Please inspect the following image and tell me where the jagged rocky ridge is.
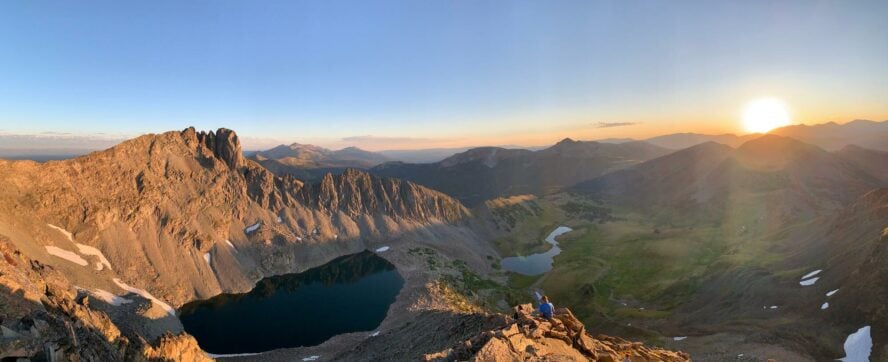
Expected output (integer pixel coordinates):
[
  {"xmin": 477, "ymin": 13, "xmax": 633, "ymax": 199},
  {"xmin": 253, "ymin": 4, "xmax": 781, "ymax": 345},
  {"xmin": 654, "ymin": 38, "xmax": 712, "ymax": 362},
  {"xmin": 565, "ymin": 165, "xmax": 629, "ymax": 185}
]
[
  {"xmin": 0, "ymin": 127, "xmax": 469, "ymax": 303},
  {"xmin": 426, "ymin": 304, "xmax": 689, "ymax": 361},
  {"xmin": 296, "ymin": 169, "xmax": 468, "ymax": 222},
  {"xmin": 0, "ymin": 127, "xmax": 474, "ymax": 360}
]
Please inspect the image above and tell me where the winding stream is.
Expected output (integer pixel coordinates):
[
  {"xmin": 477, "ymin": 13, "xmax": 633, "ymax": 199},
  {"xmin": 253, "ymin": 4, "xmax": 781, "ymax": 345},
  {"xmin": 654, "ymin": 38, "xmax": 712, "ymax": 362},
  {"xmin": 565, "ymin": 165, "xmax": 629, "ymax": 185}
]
[{"xmin": 500, "ymin": 226, "xmax": 573, "ymax": 276}]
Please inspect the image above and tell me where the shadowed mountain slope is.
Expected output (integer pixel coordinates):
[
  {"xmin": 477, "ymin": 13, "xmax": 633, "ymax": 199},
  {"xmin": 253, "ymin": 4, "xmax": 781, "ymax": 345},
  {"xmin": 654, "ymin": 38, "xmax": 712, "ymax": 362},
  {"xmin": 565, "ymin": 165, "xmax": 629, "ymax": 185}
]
[
  {"xmin": 770, "ymin": 119, "xmax": 888, "ymax": 151},
  {"xmin": 668, "ymin": 188, "xmax": 888, "ymax": 360},
  {"xmin": 835, "ymin": 144, "xmax": 888, "ymax": 183},
  {"xmin": 577, "ymin": 135, "xmax": 886, "ymax": 228},
  {"xmin": 644, "ymin": 133, "xmax": 759, "ymax": 149},
  {"xmin": 641, "ymin": 120, "xmax": 888, "ymax": 152}
]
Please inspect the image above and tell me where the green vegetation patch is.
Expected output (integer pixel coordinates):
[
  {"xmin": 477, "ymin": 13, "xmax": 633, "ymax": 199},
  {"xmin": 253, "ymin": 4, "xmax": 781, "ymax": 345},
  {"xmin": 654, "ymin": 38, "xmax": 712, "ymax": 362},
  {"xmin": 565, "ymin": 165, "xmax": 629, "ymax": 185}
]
[
  {"xmin": 562, "ymin": 200, "xmax": 616, "ymax": 223},
  {"xmin": 539, "ymin": 215, "xmax": 727, "ymax": 324}
]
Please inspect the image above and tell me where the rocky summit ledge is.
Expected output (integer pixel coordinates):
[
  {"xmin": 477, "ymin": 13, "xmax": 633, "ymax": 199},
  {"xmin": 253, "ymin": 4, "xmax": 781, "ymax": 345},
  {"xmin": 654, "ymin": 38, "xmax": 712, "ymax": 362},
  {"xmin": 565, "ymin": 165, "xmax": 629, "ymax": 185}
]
[{"xmin": 425, "ymin": 304, "xmax": 690, "ymax": 361}]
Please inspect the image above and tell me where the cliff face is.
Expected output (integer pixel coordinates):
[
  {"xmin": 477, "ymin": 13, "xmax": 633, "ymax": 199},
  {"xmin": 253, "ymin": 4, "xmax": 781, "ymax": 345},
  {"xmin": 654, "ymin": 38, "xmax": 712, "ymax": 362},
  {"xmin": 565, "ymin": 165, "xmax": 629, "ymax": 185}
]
[
  {"xmin": 427, "ymin": 304, "xmax": 689, "ymax": 362},
  {"xmin": 194, "ymin": 128, "xmax": 243, "ymax": 170}
]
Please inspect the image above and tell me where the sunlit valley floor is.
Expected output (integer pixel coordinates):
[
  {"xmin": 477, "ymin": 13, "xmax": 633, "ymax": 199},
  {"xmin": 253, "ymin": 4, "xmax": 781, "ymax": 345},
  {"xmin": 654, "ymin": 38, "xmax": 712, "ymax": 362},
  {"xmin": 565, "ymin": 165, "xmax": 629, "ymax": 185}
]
[{"xmin": 464, "ymin": 190, "xmax": 887, "ymax": 360}]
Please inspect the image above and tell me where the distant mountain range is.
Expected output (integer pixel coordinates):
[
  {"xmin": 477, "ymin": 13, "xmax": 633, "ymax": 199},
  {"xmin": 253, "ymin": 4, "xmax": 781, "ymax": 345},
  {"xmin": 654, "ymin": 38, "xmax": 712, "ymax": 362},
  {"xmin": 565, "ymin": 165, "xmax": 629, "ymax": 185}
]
[
  {"xmin": 612, "ymin": 119, "xmax": 888, "ymax": 151},
  {"xmin": 770, "ymin": 119, "xmax": 888, "ymax": 151},
  {"xmin": 249, "ymin": 120, "xmax": 887, "ymax": 206},
  {"xmin": 252, "ymin": 143, "xmax": 392, "ymax": 168},
  {"xmin": 576, "ymin": 135, "xmax": 888, "ymax": 229},
  {"xmin": 642, "ymin": 133, "xmax": 760, "ymax": 149},
  {"xmin": 378, "ymin": 144, "xmax": 544, "ymax": 163},
  {"xmin": 369, "ymin": 138, "xmax": 672, "ymax": 206},
  {"xmin": 248, "ymin": 143, "xmax": 393, "ymax": 180}
]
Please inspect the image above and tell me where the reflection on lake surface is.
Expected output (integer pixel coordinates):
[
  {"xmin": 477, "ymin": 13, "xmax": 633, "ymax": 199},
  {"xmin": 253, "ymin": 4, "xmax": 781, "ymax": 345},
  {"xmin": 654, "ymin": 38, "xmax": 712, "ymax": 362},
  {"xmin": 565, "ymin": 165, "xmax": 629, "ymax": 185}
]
[
  {"xmin": 179, "ymin": 251, "xmax": 404, "ymax": 355},
  {"xmin": 500, "ymin": 226, "xmax": 573, "ymax": 276}
]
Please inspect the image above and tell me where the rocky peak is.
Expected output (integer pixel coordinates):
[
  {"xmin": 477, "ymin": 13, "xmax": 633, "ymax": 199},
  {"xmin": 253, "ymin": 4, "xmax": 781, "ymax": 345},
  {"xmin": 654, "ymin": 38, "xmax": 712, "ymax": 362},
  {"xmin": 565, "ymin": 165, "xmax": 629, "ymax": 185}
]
[
  {"xmin": 545, "ymin": 138, "xmax": 598, "ymax": 154},
  {"xmin": 184, "ymin": 127, "xmax": 244, "ymax": 169},
  {"xmin": 556, "ymin": 137, "xmax": 577, "ymax": 145},
  {"xmin": 427, "ymin": 304, "xmax": 689, "ymax": 361}
]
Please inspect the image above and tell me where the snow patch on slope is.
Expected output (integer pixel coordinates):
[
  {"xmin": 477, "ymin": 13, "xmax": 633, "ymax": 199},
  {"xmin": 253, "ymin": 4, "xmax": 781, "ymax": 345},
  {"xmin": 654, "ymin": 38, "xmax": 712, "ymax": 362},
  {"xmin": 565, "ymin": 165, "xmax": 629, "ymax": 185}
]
[
  {"xmin": 245, "ymin": 222, "xmax": 261, "ymax": 234},
  {"xmin": 112, "ymin": 278, "xmax": 176, "ymax": 316},
  {"xmin": 799, "ymin": 277, "xmax": 819, "ymax": 286},
  {"xmin": 801, "ymin": 269, "xmax": 822, "ymax": 280},
  {"xmin": 207, "ymin": 352, "xmax": 260, "ymax": 358},
  {"xmin": 75, "ymin": 243, "xmax": 113, "ymax": 271},
  {"xmin": 88, "ymin": 288, "xmax": 133, "ymax": 306},
  {"xmin": 46, "ymin": 224, "xmax": 73, "ymax": 241},
  {"xmin": 45, "ymin": 246, "xmax": 88, "ymax": 266},
  {"xmin": 840, "ymin": 326, "xmax": 872, "ymax": 362},
  {"xmin": 224, "ymin": 240, "xmax": 238, "ymax": 253}
]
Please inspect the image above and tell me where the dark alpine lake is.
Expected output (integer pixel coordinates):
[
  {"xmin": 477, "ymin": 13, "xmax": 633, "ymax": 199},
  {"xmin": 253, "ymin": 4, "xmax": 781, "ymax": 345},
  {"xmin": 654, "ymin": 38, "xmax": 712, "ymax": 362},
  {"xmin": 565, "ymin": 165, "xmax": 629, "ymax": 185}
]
[{"xmin": 179, "ymin": 251, "xmax": 404, "ymax": 355}]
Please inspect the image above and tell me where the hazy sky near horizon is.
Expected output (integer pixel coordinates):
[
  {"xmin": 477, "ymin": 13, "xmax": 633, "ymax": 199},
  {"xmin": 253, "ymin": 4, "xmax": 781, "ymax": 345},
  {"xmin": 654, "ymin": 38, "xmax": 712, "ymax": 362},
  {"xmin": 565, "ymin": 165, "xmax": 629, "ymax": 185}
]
[{"xmin": 1, "ymin": 0, "xmax": 887, "ymax": 150}]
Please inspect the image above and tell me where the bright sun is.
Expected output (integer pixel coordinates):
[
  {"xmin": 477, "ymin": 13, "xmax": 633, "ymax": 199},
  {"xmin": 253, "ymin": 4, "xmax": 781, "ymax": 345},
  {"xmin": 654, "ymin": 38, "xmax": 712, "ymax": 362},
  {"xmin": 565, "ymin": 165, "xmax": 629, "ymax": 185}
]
[{"xmin": 742, "ymin": 98, "xmax": 791, "ymax": 133}]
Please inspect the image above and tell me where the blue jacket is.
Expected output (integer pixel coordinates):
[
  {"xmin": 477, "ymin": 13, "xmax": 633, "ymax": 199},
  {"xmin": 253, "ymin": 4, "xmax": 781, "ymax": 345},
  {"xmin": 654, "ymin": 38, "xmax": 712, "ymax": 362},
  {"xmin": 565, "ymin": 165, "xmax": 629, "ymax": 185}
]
[{"xmin": 539, "ymin": 302, "xmax": 554, "ymax": 319}]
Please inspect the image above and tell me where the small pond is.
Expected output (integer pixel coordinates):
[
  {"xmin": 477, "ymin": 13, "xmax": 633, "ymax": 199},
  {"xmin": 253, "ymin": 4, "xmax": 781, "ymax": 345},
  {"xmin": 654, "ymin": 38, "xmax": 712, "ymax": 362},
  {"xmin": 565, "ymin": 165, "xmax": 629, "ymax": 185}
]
[
  {"xmin": 179, "ymin": 251, "xmax": 404, "ymax": 355},
  {"xmin": 500, "ymin": 226, "xmax": 572, "ymax": 276}
]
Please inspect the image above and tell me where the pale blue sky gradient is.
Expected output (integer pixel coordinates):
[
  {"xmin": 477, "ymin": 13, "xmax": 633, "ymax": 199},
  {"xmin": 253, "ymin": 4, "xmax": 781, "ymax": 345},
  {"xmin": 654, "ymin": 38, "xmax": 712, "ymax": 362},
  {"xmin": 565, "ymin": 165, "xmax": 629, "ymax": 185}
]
[{"xmin": 1, "ymin": 1, "xmax": 886, "ymax": 149}]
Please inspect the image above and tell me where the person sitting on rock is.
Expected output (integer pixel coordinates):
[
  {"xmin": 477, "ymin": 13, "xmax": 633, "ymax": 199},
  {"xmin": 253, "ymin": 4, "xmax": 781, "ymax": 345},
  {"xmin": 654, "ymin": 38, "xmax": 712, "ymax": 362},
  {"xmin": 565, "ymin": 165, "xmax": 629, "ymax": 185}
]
[{"xmin": 538, "ymin": 295, "xmax": 554, "ymax": 319}]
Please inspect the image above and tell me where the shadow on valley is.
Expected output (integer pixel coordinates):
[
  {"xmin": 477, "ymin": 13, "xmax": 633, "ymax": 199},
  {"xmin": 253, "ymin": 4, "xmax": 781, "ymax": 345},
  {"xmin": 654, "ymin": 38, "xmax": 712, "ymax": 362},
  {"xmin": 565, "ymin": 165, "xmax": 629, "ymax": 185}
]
[{"xmin": 178, "ymin": 251, "xmax": 405, "ymax": 355}]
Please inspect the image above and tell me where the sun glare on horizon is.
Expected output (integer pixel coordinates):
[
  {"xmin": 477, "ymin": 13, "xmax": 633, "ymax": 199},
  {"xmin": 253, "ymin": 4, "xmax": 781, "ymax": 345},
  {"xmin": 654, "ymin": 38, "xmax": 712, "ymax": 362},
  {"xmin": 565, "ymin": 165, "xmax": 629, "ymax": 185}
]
[{"xmin": 742, "ymin": 98, "xmax": 792, "ymax": 133}]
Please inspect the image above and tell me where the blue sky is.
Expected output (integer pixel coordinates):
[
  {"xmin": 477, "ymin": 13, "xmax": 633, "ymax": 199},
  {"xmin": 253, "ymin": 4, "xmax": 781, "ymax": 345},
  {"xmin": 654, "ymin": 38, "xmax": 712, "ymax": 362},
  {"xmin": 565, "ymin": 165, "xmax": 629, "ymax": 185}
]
[{"xmin": 1, "ymin": 0, "xmax": 887, "ymax": 150}]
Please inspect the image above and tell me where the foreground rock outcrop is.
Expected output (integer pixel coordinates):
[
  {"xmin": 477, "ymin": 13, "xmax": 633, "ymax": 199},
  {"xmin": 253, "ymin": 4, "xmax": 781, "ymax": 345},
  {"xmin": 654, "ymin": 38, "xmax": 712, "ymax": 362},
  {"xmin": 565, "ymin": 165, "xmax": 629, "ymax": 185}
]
[
  {"xmin": 426, "ymin": 304, "xmax": 689, "ymax": 361},
  {"xmin": 0, "ymin": 236, "xmax": 209, "ymax": 361}
]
